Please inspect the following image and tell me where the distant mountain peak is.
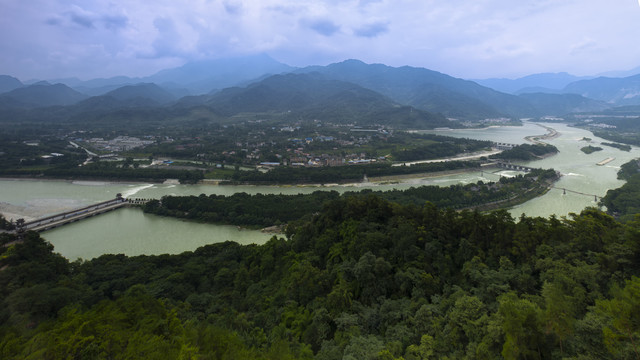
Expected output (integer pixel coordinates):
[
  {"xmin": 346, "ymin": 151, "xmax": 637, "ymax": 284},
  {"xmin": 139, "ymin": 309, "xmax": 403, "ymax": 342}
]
[
  {"xmin": 297, "ymin": 59, "xmax": 534, "ymax": 119},
  {"xmin": 0, "ymin": 75, "xmax": 23, "ymax": 93},
  {"xmin": 143, "ymin": 54, "xmax": 295, "ymax": 94},
  {"xmin": 0, "ymin": 82, "xmax": 87, "ymax": 107},
  {"xmin": 202, "ymin": 71, "xmax": 454, "ymax": 129},
  {"xmin": 102, "ymin": 82, "xmax": 175, "ymax": 104},
  {"xmin": 561, "ymin": 73, "xmax": 640, "ymax": 105},
  {"xmin": 597, "ymin": 65, "xmax": 640, "ymax": 78},
  {"xmin": 474, "ymin": 72, "xmax": 591, "ymax": 94}
]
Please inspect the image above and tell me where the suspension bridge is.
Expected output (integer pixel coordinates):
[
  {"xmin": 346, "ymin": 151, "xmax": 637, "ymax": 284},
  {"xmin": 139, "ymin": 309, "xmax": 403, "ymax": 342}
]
[
  {"xmin": 551, "ymin": 186, "xmax": 602, "ymax": 201},
  {"xmin": 480, "ymin": 169, "xmax": 602, "ymax": 202}
]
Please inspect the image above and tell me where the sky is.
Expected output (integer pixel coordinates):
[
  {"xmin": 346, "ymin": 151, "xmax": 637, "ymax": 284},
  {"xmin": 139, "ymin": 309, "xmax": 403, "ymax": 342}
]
[{"xmin": 2, "ymin": 0, "xmax": 640, "ymax": 81}]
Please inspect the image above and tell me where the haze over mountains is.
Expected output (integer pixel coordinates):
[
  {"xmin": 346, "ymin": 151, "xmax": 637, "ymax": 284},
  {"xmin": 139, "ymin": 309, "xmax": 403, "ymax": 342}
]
[{"xmin": 1, "ymin": 54, "xmax": 640, "ymax": 125}]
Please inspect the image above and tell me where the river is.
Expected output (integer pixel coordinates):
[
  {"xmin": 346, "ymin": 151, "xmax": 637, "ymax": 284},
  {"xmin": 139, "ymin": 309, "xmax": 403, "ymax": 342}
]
[
  {"xmin": 1, "ymin": 121, "xmax": 638, "ymax": 259},
  {"xmin": 420, "ymin": 122, "xmax": 640, "ymax": 218},
  {"xmin": 0, "ymin": 173, "xmax": 504, "ymax": 260}
]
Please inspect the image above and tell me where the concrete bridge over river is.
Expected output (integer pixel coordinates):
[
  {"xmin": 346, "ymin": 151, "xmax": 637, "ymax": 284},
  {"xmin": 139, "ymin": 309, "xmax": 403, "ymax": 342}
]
[
  {"xmin": 485, "ymin": 161, "xmax": 537, "ymax": 173},
  {"xmin": 11, "ymin": 195, "xmax": 151, "ymax": 233}
]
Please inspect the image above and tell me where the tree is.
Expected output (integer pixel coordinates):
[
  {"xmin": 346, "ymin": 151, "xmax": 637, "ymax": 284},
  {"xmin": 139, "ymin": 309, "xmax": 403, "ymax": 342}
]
[
  {"xmin": 597, "ymin": 276, "xmax": 640, "ymax": 359},
  {"xmin": 498, "ymin": 292, "xmax": 545, "ymax": 360},
  {"xmin": 541, "ymin": 279, "xmax": 578, "ymax": 355},
  {"xmin": 404, "ymin": 334, "xmax": 435, "ymax": 360},
  {"xmin": 342, "ymin": 335, "xmax": 384, "ymax": 360}
]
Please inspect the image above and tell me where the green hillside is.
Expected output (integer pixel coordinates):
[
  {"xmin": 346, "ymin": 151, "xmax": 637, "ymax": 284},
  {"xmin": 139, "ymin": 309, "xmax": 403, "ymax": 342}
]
[
  {"xmin": 299, "ymin": 60, "xmax": 536, "ymax": 119},
  {"xmin": 2, "ymin": 194, "xmax": 640, "ymax": 359},
  {"xmin": 205, "ymin": 73, "xmax": 456, "ymax": 129}
]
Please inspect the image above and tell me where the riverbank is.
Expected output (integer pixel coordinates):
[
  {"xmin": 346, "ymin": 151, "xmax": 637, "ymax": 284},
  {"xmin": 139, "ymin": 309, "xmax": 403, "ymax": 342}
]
[
  {"xmin": 366, "ymin": 167, "xmax": 485, "ymax": 183},
  {"xmin": 466, "ymin": 176, "xmax": 558, "ymax": 212},
  {"xmin": 2, "ymin": 160, "xmax": 482, "ymax": 188},
  {"xmin": 0, "ymin": 203, "xmax": 36, "ymax": 222},
  {"xmin": 0, "ymin": 176, "xmax": 157, "ymax": 186},
  {"xmin": 0, "ymin": 193, "xmax": 99, "ymax": 223},
  {"xmin": 0, "ymin": 165, "xmax": 203, "ymax": 184},
  {"xmin": 391, "ymin": 148, "xmax": 503, "ymax": 167},
  {"xmin": 1, "ymin": 146, "xmax": 504, "ymax": 189},
  {"xmin": 409, "ymin": 124, "xmax": 509, "ymax": 133}
]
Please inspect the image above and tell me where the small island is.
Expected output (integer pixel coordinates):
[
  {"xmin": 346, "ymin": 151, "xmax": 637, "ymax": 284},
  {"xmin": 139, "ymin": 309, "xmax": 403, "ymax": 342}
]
[
  {"xmin": 490, "ymin": 143, "xmax": 558, "ymax": 161},
  {"xmin": 581, "ymin": 145, "xmax": 603, "ymax": 154},
  {"xmin": 601, "ymin": 142, "xmax": 632, "ymax": 152}
]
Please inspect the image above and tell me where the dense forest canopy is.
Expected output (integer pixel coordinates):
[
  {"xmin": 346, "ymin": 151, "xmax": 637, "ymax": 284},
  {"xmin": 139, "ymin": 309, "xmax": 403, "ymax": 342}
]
[
  {"xmin": 2, "ymin": 193, "xmax": 640, "ymax": 359},
  {"xmin": 580, "ymin": 145, "xmax": 603, "ymax": 154},
  {"xmin": 601, "ymin": 159, "xmax": 640, "ymax": 222}
]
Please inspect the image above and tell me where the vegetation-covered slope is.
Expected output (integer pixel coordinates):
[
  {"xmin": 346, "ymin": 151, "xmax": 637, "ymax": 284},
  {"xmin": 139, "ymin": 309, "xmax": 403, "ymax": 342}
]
[
  {"xmin": 601, "ymin": 159, "xmax": 640, "ymax": 221},
  {"xmin": 2, "ymin": 194, "xmax": 640, "ymax": 359},
  {"xmin": 144, "ymin": 168, "xmax": 559, "ymax": 227},
  {"xmin": 0, "ymin": 83, "xmax": 87, "ymax": 108},
  {"xmin": 491, "ymin": 143, "xmax": 559, "ymax": 161},
  {"xmin": 518, "ymin": 93, "xmax": 609, "ymax": 116},
  {"xmin": 298, "ymin": 59, "xmax": 537, "ymax": 119},
  {"xmin": 204, "ymin": 72, "xmax": 456, "ymax": 129}
]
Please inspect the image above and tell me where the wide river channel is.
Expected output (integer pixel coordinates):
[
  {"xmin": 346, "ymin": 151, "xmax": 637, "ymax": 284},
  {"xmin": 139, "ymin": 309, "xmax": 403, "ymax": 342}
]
[{"xmin": 1, "ymin": 122, "xmax": 638, "ymax": 260}]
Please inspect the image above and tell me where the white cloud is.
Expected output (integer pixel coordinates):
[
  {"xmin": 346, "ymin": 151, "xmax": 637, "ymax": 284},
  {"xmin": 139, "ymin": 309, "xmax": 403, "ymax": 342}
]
[
  {"xmin": 303, "ymin": 18, "xmax": 342, "ymax": 36},
  {"xmin": 223, "ymin": 0, "xmax": 244, "ymax": 15},
  {"xmin": 1, "ymin": 0, "xmax": 640, "ymax": 80},
  {"xmin": 353, "ymin": 21, "xmax": 389, "ymax": 38}
]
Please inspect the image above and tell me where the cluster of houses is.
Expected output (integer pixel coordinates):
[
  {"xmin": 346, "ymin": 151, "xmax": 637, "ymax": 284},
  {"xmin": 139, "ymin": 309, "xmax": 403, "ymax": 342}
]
[
  {"xmin": 259, "ymin": 151, "xmax": 384, "ymax": 168},
  {"xmin": 83, "ymin": 136, "xmax": 155, "ymax": 152}
]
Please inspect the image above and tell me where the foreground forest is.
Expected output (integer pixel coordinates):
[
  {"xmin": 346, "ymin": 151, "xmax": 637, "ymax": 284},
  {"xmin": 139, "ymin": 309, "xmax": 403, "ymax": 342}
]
[{"xmin": 2, "ymin": 194, "xmax": 640, "ymax": 359}]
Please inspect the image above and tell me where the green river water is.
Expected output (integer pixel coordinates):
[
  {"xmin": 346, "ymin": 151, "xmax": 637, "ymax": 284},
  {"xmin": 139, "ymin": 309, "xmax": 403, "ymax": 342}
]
[{"xmin": 1, "ymin": 122, "xmax": 637, "ymax": 259}]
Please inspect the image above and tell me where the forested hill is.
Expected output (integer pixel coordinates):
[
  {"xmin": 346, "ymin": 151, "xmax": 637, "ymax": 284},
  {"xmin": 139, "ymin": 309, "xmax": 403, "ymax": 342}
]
[
  {"xmin": 2, "ymin": 195, "xmax": 640, "ymax": 359},
  {"xmin": 202, "ymin": 72, "xmax": 456, "ymax": 129},
  {"xmin": 601, "ymin": 159, "xmax": 640, "ymax": 222}
]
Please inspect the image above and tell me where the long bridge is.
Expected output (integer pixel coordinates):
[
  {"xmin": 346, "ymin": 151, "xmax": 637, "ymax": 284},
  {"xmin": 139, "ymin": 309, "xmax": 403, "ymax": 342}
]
[{"xmin": 13, "ymin": 195, "xmax": 151, "ymax": 233}]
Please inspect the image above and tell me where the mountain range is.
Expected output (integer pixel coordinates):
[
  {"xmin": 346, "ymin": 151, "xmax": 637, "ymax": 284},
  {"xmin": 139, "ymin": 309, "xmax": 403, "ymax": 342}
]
[
  {"xmin": 474, "ymin": 73, "xmax": 592, "ymax": 94},
  {"xmin": 1, "ymin": 55, "xmax": 640, "ymax": 126},
  {"xmin": 197, "ymin": 72, "xmax": 454, "ymax": 128},
  {"xmin": 475, "ymin": 71, "xmax": 640, "ymax": 107}
]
